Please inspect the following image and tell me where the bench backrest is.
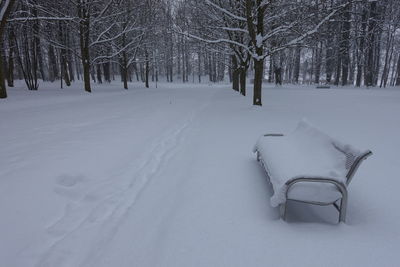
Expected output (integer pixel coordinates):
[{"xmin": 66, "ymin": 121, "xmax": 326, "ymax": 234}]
[{"xmin": 292, "ymin": 120, "xmax": 372, "ymax": 185}]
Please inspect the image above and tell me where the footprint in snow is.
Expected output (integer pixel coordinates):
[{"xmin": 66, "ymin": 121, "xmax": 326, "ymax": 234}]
[
  {"xmin": 54, "ymin": 174, "xmax": 86, "ymax": 200},
  {"xmin": 56, "ymin": 174, "xmax": 85, "ymax": 187}
]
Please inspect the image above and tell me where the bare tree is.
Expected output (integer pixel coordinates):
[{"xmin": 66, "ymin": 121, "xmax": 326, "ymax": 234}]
[{"xmin": 0, "ymin": 0, "xmax": 16, "ymax": 98}]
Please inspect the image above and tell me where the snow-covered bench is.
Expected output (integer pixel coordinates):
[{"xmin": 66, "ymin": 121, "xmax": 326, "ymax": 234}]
[{"xmin": 253, "ymin": 120, "xmax": 372, "ymax": 223}]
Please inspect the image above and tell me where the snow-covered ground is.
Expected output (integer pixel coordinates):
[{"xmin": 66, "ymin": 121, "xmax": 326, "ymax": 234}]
[{"xmin": 1, "ymin": 81, "xmax": 399, "ymax": 267}]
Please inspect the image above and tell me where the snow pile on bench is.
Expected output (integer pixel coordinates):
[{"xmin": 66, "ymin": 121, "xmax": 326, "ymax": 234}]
[{"xmin": 253, "ymin": 120, "xmax": 368, "ymax": 207}]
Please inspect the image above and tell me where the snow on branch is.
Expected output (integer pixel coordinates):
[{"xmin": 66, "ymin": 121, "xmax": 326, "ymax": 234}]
[
  {"xmin": 92, "ymin": 35, "xmax": 142, "ymax": 63},
  {"xmin": 7, "ymin": 16, "xmax": 76, "ymax": 22},
  {"xmin": 260, "ymin": 1, "xmax": 352, "ymax": 59},
  {"xmin": 205, "ymin": 0, "xmax": 247, "ymax": 22},
  {"xmin": 218, "ymin": 26, "xmax": 248, "ymax": 34},
  {"xmin": 178, "ymin": 29, "xmax": 252, "ymax": 55},
  {"xmin": 280, "ymin": 2, "xmax": 349, "ymax": 49}
]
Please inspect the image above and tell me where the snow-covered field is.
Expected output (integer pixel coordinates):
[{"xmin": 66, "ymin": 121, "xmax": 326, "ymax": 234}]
[{"xmin": 1, "ymin": 81, "xmax": 399, "ymax": 267}]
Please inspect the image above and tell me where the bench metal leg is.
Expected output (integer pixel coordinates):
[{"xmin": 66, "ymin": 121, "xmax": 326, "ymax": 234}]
[
  {"xmin": 338, "ymin": 198, "xmax": 347, "ymax": 223},
  {"xmin": 279, "ymin": 203, "xmax": 287, "ymax": 221}
]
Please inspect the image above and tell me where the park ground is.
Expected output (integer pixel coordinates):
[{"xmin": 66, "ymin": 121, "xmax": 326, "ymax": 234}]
[{"xmin": 1, "ymin": 81, "xmax": 399, "ymax": 266}]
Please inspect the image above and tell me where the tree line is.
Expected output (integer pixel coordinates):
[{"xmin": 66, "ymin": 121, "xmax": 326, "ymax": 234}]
[{"xmin": 1, "ymin": 0, "xmax": 400, "ymax": 105}]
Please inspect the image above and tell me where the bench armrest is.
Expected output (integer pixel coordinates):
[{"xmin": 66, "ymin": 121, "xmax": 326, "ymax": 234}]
[
  {"xmin": 285, "ymin": 177, "xmax": 349, "ymax": 222},
  {"xmin": 285, "ymin": 177, "xmax": 348, "ymax": 205}
]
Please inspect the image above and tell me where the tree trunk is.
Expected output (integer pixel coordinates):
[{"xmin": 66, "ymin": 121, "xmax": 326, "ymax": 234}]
[
  {"xmin": 2, "ymin": 42, "xmax": 8, "ymax": 87},
  {"xmin": 325, "ymin": 36, "xmax": 334, "ymax": 83},
  {"xmin": 293, "ymin": 46, "xmax": 301, "ymax": 83},
  {"xmin": 103, "ymin": 62, "xmax": 110, "ymax": 82},
  {"xmin": 395, "ymin": 54, "xmax": 400, "ymax": 86},
  {"xmin": 7, "ymin": 27, "xmax": 15, "ymax": 87},
  {"xmin": 334, "ymin": 46, "xmax": 341, "ymax": 86},
  {"xmin": 177, "ymin": 40, "xmax": 181, "ymax": 76},
  {"xmin": 365, "ymin": 1, "xmax": 377, "ymax": 87},
  {"xmin": 341, "ymin": 2, "xmax": 351, "ymax": 86},
  {"xmin": 48, "ymin": 45, "xmax": 59, "ymax": 82},
  {"xmin": 373, "ymin": 30, "xmax": 382, "ymax": 86},
  {"xmin": 122, "ymin": 53, "xmax": 128, "ymax": 89},
  {"xmin": 62, "ymin": 60, "xmax": 71, "ymax": 86},
  {"xmin": 274, "ymin": 65, "xmax": 282, "ymax": 85},
  {"xmin": 246, "ymin": 0, "xmax": 265, "ymax": 106},
  {"xmin": 182, "ymin": 42, "xmax": 186, "ymax": 83},
  {"xmin": 239, "ymin": 67, "xmax": 246, "ymax": 96},
  {"xmin": 74, "ymin": 53, "xmax": 81, "ymax": 81},
  {"xmin": 232, "ymin": 56, "xmax": 239, "ymax": 91},
  {"xmin": 14, "ymin": 29, "xmax": 39, "ymax": 90},
  {"xmin": 268, "ymin": 58, "xmax": 274, "ymax": 83},
  {"xmin": 0, "ymin": 0, "xmax": 16, "ymax": 98},
  {"xmin": 82, "ymin": 57, "xmax": 91, "ymax": 92},
  {"xmin": 78, "ymin": 2, "xmax": 91, "ymax": 92},
  {"xmin": 253, "ymin": 59, "xmax": 263, "ymax": 105},
  {"xmin": 33, "ymin": 3, "xmax": 46, "ymax": 81},
  {"xmin": 59, "ymin": 22, "xmax": 71, "ymax": 87},
  {"xmin": 185, "ymin": 42, "xmax": 190, "ymax": 82},
  {"xmin": 96, "ymin": 64, "xmax": 102, "ymax": 84},
  {"xmin": 145, "ymin": 49, "xmax": 149, "ymax": 88},
  {"xmin": 67, "ymin": 42, "xmax": 75, "ymax": 82},
  {"xmin": 0, "ymin": 40, "xmax": 6, "ymax": 98},
  {"xmin": 380, "ymin": 27, "xmax": 394, "ymax": 88},
  {"xmin": 212, "ymin": 53, "xmax": 217, "ymax": 82},
  {"xmin": 133, "ymin": 59, "xmax": 139, "ymax": 81},
  {"xmin": 198, "ymin": 49, "xmax": 201, "ymax": 83},
  {"xmin": 356, "ymin": 4, "xmax": 368, "ymax": 87},
  {"xmin": 314, "ymin": 42, "xmax": 322, "ymax": 84},
  {"xmin": 208, "ymin": 52, "xmax": 212, "ymax": 82},
  {"xmin": 325, "ymin": 48, "xmax": 334, "ymax": 83},
  {"xmin": 169, "ymin": 33, "xmax": 173, "ymax": 82},
  {"xmin": 389, "ymin": 53, "xmax": 398, "ymax": 86}
]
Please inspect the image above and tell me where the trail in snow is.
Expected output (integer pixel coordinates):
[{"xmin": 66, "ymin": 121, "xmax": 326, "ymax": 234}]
[
  {"xmin": 32, "ymin": 109, "xmax": 204, "ymax": 267},
  {"xmin": 87, "ymin": 88, "xmax": 279, "ymax": 267},
  {"xmin": 3, "ymin": 92, "xmax": 180, "ymax": 265}
]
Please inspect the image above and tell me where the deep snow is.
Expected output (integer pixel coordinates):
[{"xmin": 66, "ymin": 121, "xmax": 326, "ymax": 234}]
[{"xmin": 1, "ymin": 81, "xmax": 399, "ymax": 267}]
